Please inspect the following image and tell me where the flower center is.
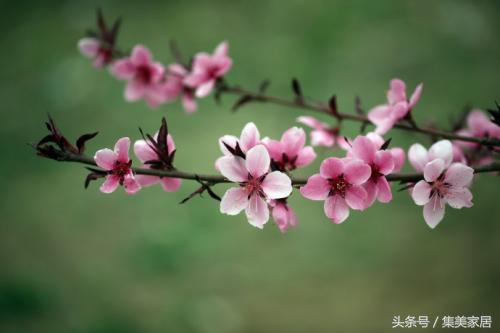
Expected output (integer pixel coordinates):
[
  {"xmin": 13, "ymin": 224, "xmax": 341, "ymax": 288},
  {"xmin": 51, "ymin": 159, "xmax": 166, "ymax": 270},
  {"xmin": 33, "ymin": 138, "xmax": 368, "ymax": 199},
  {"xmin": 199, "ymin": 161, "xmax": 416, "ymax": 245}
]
[
  {"xmin": 328, "ymin": 175, "xmax": 350, "ymax": 198},
  {"xmin": 243, "ymin": 175, "xmax": 266, "ymax": 198},
  {"xmin": 112, "ymin": 160, "xmax": 132, "ymax": 179},
  {"xmin": 136, "ymin": 65, "xmax": 152, "ymax": 84}
]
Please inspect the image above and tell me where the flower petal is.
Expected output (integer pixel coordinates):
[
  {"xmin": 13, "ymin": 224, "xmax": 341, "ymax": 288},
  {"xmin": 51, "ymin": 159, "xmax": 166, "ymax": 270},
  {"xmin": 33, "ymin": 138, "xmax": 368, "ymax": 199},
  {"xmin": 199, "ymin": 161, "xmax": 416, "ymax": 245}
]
[
  {"xmin": 408, "ymin": 83, "xmax": 423, "ymax": 109},
  {"xmin": 100, "ymin": 175, "xmax": 120, "ymax": 193},
  {"xmin": 78, "ymin": 38, "xmax": 99, "ymax": 58},
  {"xmin": 261, "ymin": 171, "xmax": 292, "ymax": 199},
  {"xmin": 351, "ymin": 136, "xmax": 376, "ymax": 163},
  {"xmin": 390, "ymin": 147, "xmax": 405, "ymax": 172},
  {"xmin": 324, "ymin": 196, "xmax": 350, "ymax": 224},
  {"xmin": 374, "ymin": 150, "xmax": 394, "ymax": 175},
  {"xmin": 110, "ymin": 59, "xmax": 136, "ymax": 80},
  {"xmin": 94, "ymin": 148, "xmax": 117, "ymax": 170},
  {"xmin": 125, "ymin": 80, "xmax": 146, "ymax": 101},
  {"xmin": 345, "ymin": 185, "xmax": 367, "ymax": 210},
  {"xmin": 281, "ymin": 127, "xmax": 306, "ymax": 157},
  {"xmin": 296, "ymin": 116, "xmax": 327, "ymax": 130},
  {"xmin": 300, "ymin": 174, "xmax": 330, "ymax": 200},
  {"xmin": 408, "ymin": 143, "xmax": 428, "ymax": 172},
  {"xmin": 320, "ymin": 157, "xmax": 344, "ymax": 179},
  {"xmin": 218, "ymin": 135, "xmax": 239, "ymax": 155},
  {"xmin": 130, "ymin": 45, "xmax": 152, "ymax": 65},
  {"xmin": 161, "ymin": 177, "xmax": 181, "ymax": 192},
  {"xmin": 295, "ymin": 146, "xmax": 316, "ymax": 168},
  {"xmin": 114, "ymin": 137, "xmax": 130, "ymax": 163},
  {"xmin": 310, "ymin": 130, "xmax": 334, "ymax": 147},
  {"xmin": 195, "ymin": 80, "xmax": 215, "ymax": 98},
  {"xmin": 376, "ymin": 177, "xmax": 392, "ymax": 203},
  {"xmin": 344, "ymin": 159, "xmax": 371, "ymax": 185},
  {"xmin": 123, "ymin": 174, "xmax": 141, "ymax": 194},
  {"xmin": 133, "ymin": 139, "xmax": 156, "ymax": 163},
  {"xmin": 423, "ymin": 159, "xmax": 445, "ymax": 182},
  {"xmin": 135, "ymin": 174, "xmax": 160, "ymax": 187},
  {"xmin": 423, "ymin": 195, "xmax": 445, "ymax": 229},
  {"xmin": 428, "ymin": 140, "xmax": 453, "ymax": 167},
  {"xmin": 387, "ymin": 78, "xmax": 407, "ymax": 104},
  {"xmin": 444, "ymin": 163, "xmax": 474, "ymax": 187},
  {"xmin": 245, "ymin": 194, "xmax": 269, "ymax": 228},
  {"xmin": 220, "ymin": 187, "xmax": 249, "ymax": 215},
  {"xmin": 446, "ymin": 188, "xmax": 473, "ymax": 209},
  {"xmin": 411, "ymin": 180, "xmax": 431, "ymax": 205},
  {"xmin": 216, "ymin": 156, "xmax": 248, "ymax": 182},
  {"xmin": 245, "ymin": 145, "xmax": 270, "ymax": 178},
  {"xmin": 239, "ymin": 122, "xmax": 260, "ymax": 152}
]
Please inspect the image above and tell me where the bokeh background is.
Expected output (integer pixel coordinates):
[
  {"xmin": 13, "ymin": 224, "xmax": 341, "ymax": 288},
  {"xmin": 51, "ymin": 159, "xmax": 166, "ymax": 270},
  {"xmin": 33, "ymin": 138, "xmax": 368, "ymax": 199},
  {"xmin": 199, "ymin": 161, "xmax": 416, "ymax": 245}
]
[{"xmin": 1, "ymin": 0, "xmax": 499, "ymax": 332}]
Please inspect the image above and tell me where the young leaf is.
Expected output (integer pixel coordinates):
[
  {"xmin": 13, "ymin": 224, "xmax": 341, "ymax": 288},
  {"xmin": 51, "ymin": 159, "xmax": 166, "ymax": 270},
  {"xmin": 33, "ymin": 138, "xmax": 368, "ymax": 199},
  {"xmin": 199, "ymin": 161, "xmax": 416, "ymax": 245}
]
[{"xmin": 76, "ymin": 132, "xmax": 99, "ymax": 154}]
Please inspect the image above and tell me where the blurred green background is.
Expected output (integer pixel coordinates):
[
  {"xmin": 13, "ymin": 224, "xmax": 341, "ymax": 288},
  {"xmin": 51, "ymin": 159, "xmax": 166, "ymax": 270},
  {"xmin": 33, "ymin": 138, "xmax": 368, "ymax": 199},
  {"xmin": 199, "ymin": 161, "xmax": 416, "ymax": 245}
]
[{"xmin": 1, "ymin": 0, "xmax": 499, "ymax": 332}]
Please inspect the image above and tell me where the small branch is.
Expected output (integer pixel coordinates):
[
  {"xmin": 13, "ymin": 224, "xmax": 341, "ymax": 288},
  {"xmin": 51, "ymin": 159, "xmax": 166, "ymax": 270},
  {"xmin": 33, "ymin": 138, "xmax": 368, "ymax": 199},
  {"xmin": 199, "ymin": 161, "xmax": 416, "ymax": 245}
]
[
  {"xmin": 219, "ymin": 85, "xmax": 500, "ymax": 148},
  {"xmin": 47, "ymin": 151, "xmax": 500, "ymax": 186}
]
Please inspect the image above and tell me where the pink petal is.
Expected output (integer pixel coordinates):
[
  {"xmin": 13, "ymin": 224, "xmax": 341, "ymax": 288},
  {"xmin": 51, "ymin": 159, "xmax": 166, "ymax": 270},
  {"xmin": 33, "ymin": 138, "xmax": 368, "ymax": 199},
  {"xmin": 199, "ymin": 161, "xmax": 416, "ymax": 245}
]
[
  {"xmin": 467, "ymin": 110, "xmax": 490, "ymax": 135},
  {"xmin": 408, "ymin": 143, "xmax": 428, "ymax": 172},
  {"xmin": 428, "ymin": 140, "xmax": 453, "ymax": 167},
  {"xmin": 213, "ymin": 57, "xmax": 232, "ymax": 77},
  {"xmin": 344, "ymin": 159, "xmax": 371, "ymax": 185},
  {"xmin": 367, "ymin": 105, "xmax": 391, "ymax": 125},
  {"xmin": 123, "ymin": 174, "xmax": 141, "ymax": 194},
  {"xmin": 94, "ymin": 148, "xmax": 117, "ymax": 170},
  {"xmin": 320, "ymin": 157, "xmax": 344, "ymax": 179},
  {"xmin": 220, "ymin": 187, "xmax": 249, "ymax": 215},
  {"xmin": 411, "ymin": 180, "xmax": 431, "ymax": 205},
  {"xmin": 245, "ymin": 194, "xmax": 269, "ymax": 228},
  {"xmin": 363, "ymin": 181, "xmax": 378, "ymax": 208},
  {"xmin": 272, "ymin": 203, "xmax": 291, "ymax": 233},
  {"xmin": 135, "ymin": 174, "xmax": 160, "ymax": 187},
  {"xmin": 295, "ymin": 146, "xmax": 316, "ymax": 168},
  {"xmin": 245, "ymin": 145, "xmax": 270, "ymax": 178},
  {"xmin": 183, "ymin": 72, "xmax": 207, "ymax": 88},
  {"xmin": 376, "ymin": 177, "xmax": 392, "ymax": 203},
  {"xmin": 133, "ymin": 140, "xmax": 156, "ymax": 163},
  {"xmin": 446, "ymin": 188, "xmax": 473, "ymax": 209},
  {"xmin": 423, "ymin": 159, "xmax": 445, "ymax": 182},
  {"xmin": 262, "ymin": 138, "xmax": 283, "ymax": 161},
  {"xmin": 390, "ymin": 148, "xmax": 405, "ymax": 172},
  {"xmin": 350, "ymin": 136, "xmax": 376, "ymax": 163},
  {"xmin": 161, "ymin": 177, "xmax": 181, "ymax": 192},
  {"xmin": 444, "ymin": 163, "xmax": 474, "ymax": 187},
  {"xmin": 111, "ymin": 59, "xmax": 136, "ymax": 80},
  {"xmin": 345, "ymin": 185, "xmax": 367, "ymax": 210},
  {"xmin": 216, "ymin": 156, "xmax": 248, "ymax": 182},
  {"xmin": 195, "ymin": 80, "xmax": 215, "ymax": 98},
  {"xmin": 261, "ymin": 171, "xmax": 292, "ymax": 199},
  {"xmin": 149, "ymin": 62, "xmax": 165, "ymax": 83},
  {"xmin": 114, "ymin": 137, "xmax": 130, "ymax": 163},
  {"xmin": 374, "ymin": 150, "xmax": 394, "ymax": 175},
  {"xmin": 296, "ymin": 116, "xmax": 327, "ymax": 130},
  {"xmin": 387, "ymin": 79, "xmax": 407, "ymax": 104},
  {"xmin": 310, "ymin": 130, "xmax": 334, "ymax": 147},
  {"xmin": 100, "ymin": 175, "xmax": 120, "ymax": 193},
  {"xmin": 130, "ymin": 45, "xmax": 152, "ymax": 65},
  {"xmin": 239, "ymin": 122, "xmax": 260, "ymax": 152},
  {"xmin": 300, "ymin": 174, "xmax": 330, "ymax": 200},
  {"xmin": 168, "ymin": 63, "xmax": 188, "ymax": 77},
  {"xmin": 423, "ymin": 195, "xmax": 445, "ymax": 229},
  {"xmin": 408, "ymin": 83, "xmax": 423, "ymax": 109},
  {"xmin": 78, "ymin": 38, "xmax": 99, "ymax": 58},
  {"xmin": 214, "ymin": 41, "xmax": 229, "ymax": 57},
  {"xmin": 281, "ymin": 127, "xmax": 306, "ymax": 157},
  {"xmin": 218, "ymin": 135, "xmax": 239, "ymax": 155},
  {"xmin": 125, "ymin": 80, "xmax": 146, "ymax": 101},
  {"xmin": 182, "ymin": 92, "xmax": 197, "ymax": 114},
  {"xmin": 365, "ymin": 132, "xmax": 385, "ymax": 148},
  {"xmin": 324, "ymin": 195, "xmax": 350, "ymax": 224},
  {"xmin": 392, "ymin": 101, "xmax": 409, "ymax": 119}
]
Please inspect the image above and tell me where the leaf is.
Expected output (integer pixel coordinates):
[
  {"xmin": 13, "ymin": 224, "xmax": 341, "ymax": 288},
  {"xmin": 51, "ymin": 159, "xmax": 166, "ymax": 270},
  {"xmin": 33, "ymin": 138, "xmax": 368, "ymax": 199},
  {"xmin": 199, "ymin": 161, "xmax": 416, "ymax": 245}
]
[
  {"xmin": 157, "ymin": 117, "xmax": 169, "ymax": 156},
  {"xmin": 37, "ymin": 134, "xmax": 55, "ymax": 147},
  {"xmin": 380, "ymin": 138, "xmax": 392, "ymax": 150},
  {"xmin": 291, "ymin": 78, "xmax": 302, "ymax": 100},
  {"xmin": 84, "ymin": 171, "xmax": 106, "ymax": 189},
  {"xmin": 329, "ymin": 95, "xmax": 338, "ymax": 116},
  {"xmin": 232, "ymin": 95, "xmax": 253, "ymax": 112},
  {"xmin": 76, "ymin": 132, "xmax": 98, "ymax": 154},
  {"xmin": 109, "ymin": 17, "xmax": 122, "ymax": 44},
  {"xmin": 96, "ymin": 8, "xmax": 107, "ymax": 36}
]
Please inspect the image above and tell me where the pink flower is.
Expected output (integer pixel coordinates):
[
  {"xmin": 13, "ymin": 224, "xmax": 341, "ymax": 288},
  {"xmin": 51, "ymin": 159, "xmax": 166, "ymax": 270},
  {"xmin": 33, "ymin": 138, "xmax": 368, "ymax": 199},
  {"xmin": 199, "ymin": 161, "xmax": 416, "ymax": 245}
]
[
  {"xmin": 110, "ymin": 45, "xmax": 166, "ymax": 108},
  {"xmin": 408, "ymin": 140, "xmax": 453, "ymax": 172},
  {"xmin": 217, "ymin": 122, "xmax": 261, "ymax": 158},
  {"xmin": 347, "ymin": 135, "xmax": 396, "ymax": 207},
  {"xmin": 411, "ymin": 160, "xmax": 474, "ymax": 228},
  {"xmin": 184, "ymin": 41, "xmax": 232, "ymax": 98},
  {"xmin": 270, "ymin": 200, "xmax": 298, "ymax": 233},
  {"xmin": 300, "ymin": 157, "xmax": 371, "ymax": 224},
  {"xmin": 262, "ymin": 127, "xmax": 316, "ymax": 171},
  {"xmin": 364, "ymin": 132, "xmax": 406, "ymax": 172},
  {"xmin": 162, "ymin": 64, "xmax": 197, "ymax": 114},
  {"xmin": 456, "ymin": 110, "xmax": 500, "ymax": 149},
  {"xmin": 296, "ymin": 116, "xmax": 349, "ymax": 148},
  {"xmin": 133, "ymin": 132, "xmax": 181, "ymax": 192},
  {"xmin": 217, "ymin": 145, "xmax": 292, "ymax": 228},
  {"xmin": 94, "ymin": 137, "xmax": 141, "ymax": 194},
  {"xmin": 368, "ymin": 79, "xmax": 423, "ymax": 135},
  {"xmin": 78, "ymin": 37, "xmax": 113, "ymax": 68}
]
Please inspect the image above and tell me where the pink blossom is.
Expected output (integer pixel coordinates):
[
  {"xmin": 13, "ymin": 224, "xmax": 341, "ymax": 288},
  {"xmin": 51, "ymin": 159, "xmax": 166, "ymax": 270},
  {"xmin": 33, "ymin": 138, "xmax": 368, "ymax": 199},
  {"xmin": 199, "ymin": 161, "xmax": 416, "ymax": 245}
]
[
  {"xmin": 184, "ymin": 41, "xmax": 232, "ymax": 98},
  {"xmin": 347, "ymin": 135, "xmax": 396, "ymax": 207},
  {"xmin": 296, "ymin": 116, "xmax": 349, "ymax": 148},
  {"xmin": 110, "ymin": 45, "xmax": 166, "ymax": 108},
  {"xmin": 94, "ymin": 137, "xmax": 141, "ymax": 194},
  {"xmin": 364, "ymin": 132, "xmax": 406, "ymax": 172},
  {"xmin": 270, "ymin": 200, "xmax": 298, "ymax": 233},
  {"xmin": 411, "ymin": 160, "xmax": 474, "ymax": 228},
  {"xmin": 456, "ymin": 110, "xmax": 500, "ymax": 149},
  {"xmin": 78, "ymin": 37, "xmax": 113, "ymax": 68},
  {"xmin": 133, "ymin": 132, "xmax": 181, "ymax": 192},
  {"xmin": 300, "ymin": 157, "xmax": 371, "ymax": 224},
  {"xmin": 368, "ymin": 79, "xmax": 423, "ymax": 135},
  {"xmin": 408, "ymin": 140, "xmax": 453, "ymax": 172},
  {"xmin": 262, "ymin": 127, "xmax": 316, "ymax": 171},
  {"xmin": 217, "ymin": 145, "xmax": 292, "ymax": 229},
  {"xmin": 218, "ymin": 122, "xmax": 261, "ymax": 157},
  {"xmin": 162, "ymin": 64, "xmax": 197, "ymax": 114}
]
